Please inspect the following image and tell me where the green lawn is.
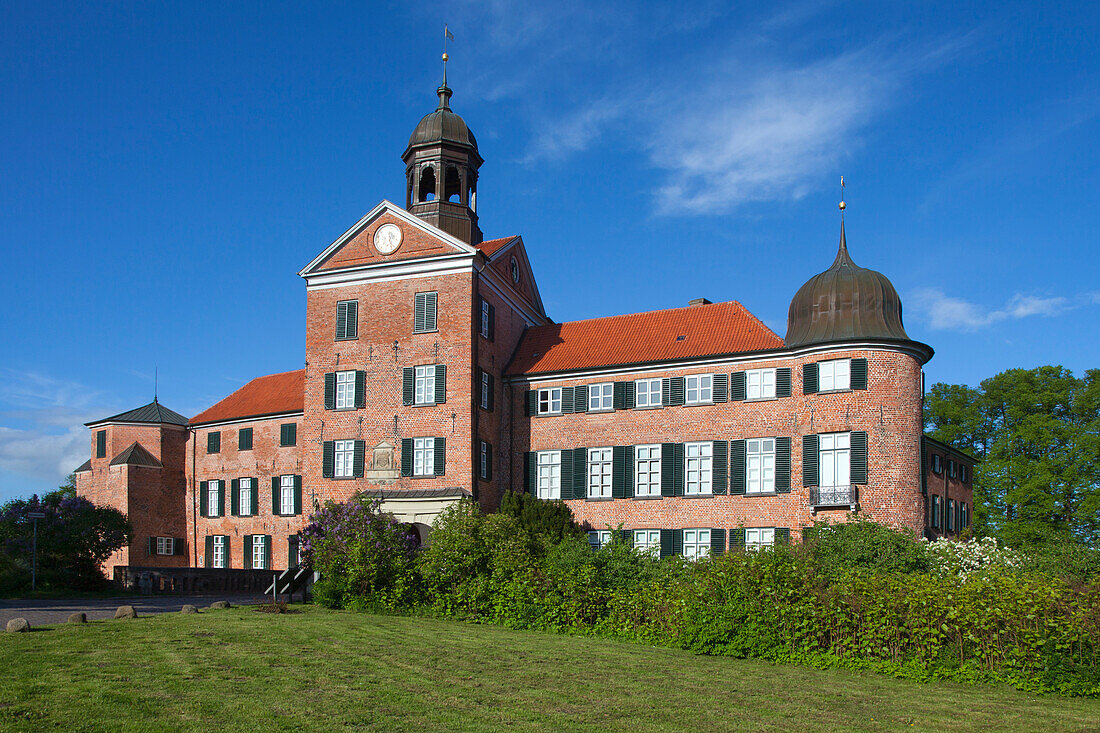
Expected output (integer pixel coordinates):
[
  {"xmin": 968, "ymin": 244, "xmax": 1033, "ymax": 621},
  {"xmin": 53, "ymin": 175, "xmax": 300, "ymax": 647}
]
[{"xmin": 1, "ymin": 605, "xmax": 1098, "ymax": 732}]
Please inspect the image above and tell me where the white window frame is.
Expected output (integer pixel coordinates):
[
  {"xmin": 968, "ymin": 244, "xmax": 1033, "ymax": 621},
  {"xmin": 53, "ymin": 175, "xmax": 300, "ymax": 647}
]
[
  {"xmin": 746, "ymin": 438, "xmax": 776, "ymax": 494},
  {"xmin": 683, "ymin": 528, "xmax": 711, "ymax": 560},
  {"xmin": 212, "ymin": 536, "xmax": 226, "ymax": 568},
  {"xmin": 536, "ymin": 450, "xmax": 561, "ymax": 500},
  {"xmin": 239, "ymin": 478, "xmax": 252, "ymax": 516},
  {"xmin": 818, "ymin": 432, "xmax": 851, "ymax": 489},
  {"xmin": 156, "ymin": 537, "xmax": 174, "ymax": 555},
  {"xmin": 746, "ymin": 368, "xmax": 776, "ymax": 400},
  {"xmin": 684, "ymin": 441, "xmax": 713, "ymax": 495},
  {"xmin": 745, "ymin": 527, "xmax": 775, "ymax": 550},
  {"xmin": 414, "ymin": 365, "xmax": 436, "ymax": 405},
  {"xmin": 587, "ymin": 530, "xmax": 612, "ymax": 550},
  {"xmin": 480, "ymin": 371, "xmax": 491, "ymax": 409},
  {"xmin": 947, "ymin": 499, "xmax": 955, "ymax": 531},
  {"xmin": 948, "ymin": 460, "xmax": 957, "ymax": 478},
  {"xmin": 633, "ymin": 529, "xmax": 660, "ymax": 556},
  {"xmin": 334, "ymin": 439, "xmax": 355, "ymax": 478},
  {"xmin": 479, "ymin": 441, "xmax": 490, "ymax": 480},
  {"xmin": 587, "ymin": 447, "xmax": 613, "ymax": 499},
  {"xmin": 413, "ymin": 437, "xmax": 436, "ymax": 477},
  {"xmin": 480, "ymin": 298, "xmax": 491, "ymax": 338},
  {"xmin": 635, "ymin": 378, "xmax": 662, "ymax": 408},
  {"xmin": 588, "ymin": 382, "xmax": 613, "ymax": 412},
  {"xmin": 280, "ymin": 475, "xmax": 295, "ymax": 515},
  {"xmin": 537, "ymin": 387, "xmax": 562, "ymax": 415},
  {"xmin": 931, "ymin": 495, "xmax": 941, "ymax": 528},
  {"xmin": 207, "ymin": 480, "xmax": 220, "ymax": 517},
  {"xmin": 818, "ymin": 359, "xmax": 851, "ymax": 392},
  {"xmin": 252, "ymin": 535, "xmax": 266, "ymax": 570},
  {"xmin": 685, "ymin": 374, "xmax": 713, "ymax": 405},
  {"xmin": 335, "ymin": 370, "xmax": 356, "ymax": 409},
  {"xmin": 634, "ymin": 444, "xmax": 661, "ymax": 497},
  {"xmin": 931, "ymin": 454, "xmax": 943, "ymax": 474}
]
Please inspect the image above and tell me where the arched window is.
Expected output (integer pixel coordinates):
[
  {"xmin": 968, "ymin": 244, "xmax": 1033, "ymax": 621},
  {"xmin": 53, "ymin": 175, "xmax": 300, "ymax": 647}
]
[
  {"xmin": 445, "ymin": 166, "xmax": 462, "ymax": 203},
  {"xmin": 418, "ymin": 167, "xmax": 436, "ymax": 202}
]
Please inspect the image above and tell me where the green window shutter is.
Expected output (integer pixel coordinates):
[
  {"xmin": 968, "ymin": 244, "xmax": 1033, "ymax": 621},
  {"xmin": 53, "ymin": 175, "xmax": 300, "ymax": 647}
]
[
  {"xmin": 572, "ymin": 447, "xmax": 587, "ymax": 500},
  {"xmin": 322, "ymin": 441, "xmax": 334, "ymax": 478},
  {"xmin": 435, "ymin": 365, "xmax": 447, "ymax": 404},
  {"xmin": 239, "ymin": 428, "xmax": 252, "ymax": 451},
  {"xmin": 730, "ymin": 439, "xmax": 746, "ymax": 495},
  {"xmin": 660, "ymin": 529, "xmax": 674, "ymax": 558},
  {"xmin": 558, "ymin": 450, "xmax": 573, "ymax": 498},
  {"xmin": 712, "ymin": 441, "xmax": 728, "ymax": 494},
  {"xmin": 231, "ymin": 478, "xmax": 240, "ymax": 516},
  {"xmin": 731, "ymin": 371, "xmax": 747, "ymax": 401},
  {"xmin": 669, "ymin": 377, "xmax": 685, "ymax": 406},
  {"xmin": 525, "ymin": 390, "xmax": 537, "ymax": 416},
  {"xmin": 625, "ymin": 382, "xmax": 635, "ymax": 408},
  {"xmin": 803, "ymin": 435, "xmax": 820, "ymax": 487},
  {"xmin": 250, "ymin": 479, "xmax": 259, "ymax": 516},
  {"xmin": 222, "ymin": 536, "xmax": 231, "ymax": 568},
  {"xmin": 613, "ymin": 382, "xmax": 635, "ymax": 409},
  {"xmin": 776, "ymin": 368, "xmax": 792, "ymax": 398},
  {"xmin": 402, "ymin": 367, "xmax": 414, "ymax": 405},
  {"xmin": 573, "ymin": 384, "xmax": 588, "ymax": 413},
  {"xmin": 288, "ymin": 535, "xmax": 300, "ymax": 568},
  {"xmin": 712, "ymin": 373, "xmax": 729, "ymax": 402},
  {"xmin": 775, "ymin": 528, "xmax": 791, "ymax": 545},
  {"xmin": 148, "ymin": 536, "xmax": 156, "ymax": 556},
  {"xmin": 174, "ymin": 538, "xmax": 186, "ymax": 556},
  {"xmin": 401, "ymin": 439, "xmax": 413, "ymax": 476},
  {"xmin": 850, "ymin": 358, "xmax": 868, "ymax": 390},
  {"xmin": 561, "ymin": 386, "xmax": 575, "ymax": 414},
  {"xmin": 293, "ymin": 476, "xmax": 302, "ymax": 515},
  {"xmin": 672, "ymin": 529, "xmax": 683, "ymax": 556},
  {"xmin": 661, "ymin": 378, "xmax": 671, "ymax": 406},
  {"xmin": 850, "ymin": 431, "xmax": 868, "ymax": 484},
  {"xmin": 660, "ymin": 442, "xmax": 677, "ymax": 497},
  {"xmin": 711, "ymin": 528, "xmax": 726, "ymax": 556},
  {"xmin": 619, "ymin": 529, "xmax": 632, "ymax": 545},
  {"xmin": 525, "ymin": 452, "xmax": 536, "ymax": 495},
  {"xmin": 414, "ymin": 292, "xmax": 429, "ymax": 332},
  {"xmin": 731, "ymin": 528, "xmax": 746, "ymax": 550},
  {"xmin": 336, "ymin": 301, "xmax": 348, "ymax": 339},
  {"xmin": 199, "ymin": 480, "xmax": 208, "ymax": 517},
  {"xmin": 205, "ymin": 536, "xmax": 213, "ymax": 568},
  {"xmin": 433, "ymin": 437, "xmax": 446, "ymax": 476},
  {"xmin": 803, "ymin": 363, "xmax": 819, "ymax": 394},
  {"xmin": 612, "ymin": 446, "xmax": 633, "ymax": 499},
  {"xmin": 96, "ymin": 429, "xmax": 106, "ymax": 458},
  {"xmin": 243, "ymin": 535, "xmax": 253, "ymax": 570},
  {"xmin": 354, "ymin": 371, "xmax": 366, "ymax": 408},
  {"xmin": 426, "ymin": 292, "xmax": 437, "ymax": 331},
  {"xmin": 353, "ymin": 440, "xmax": 366, "ymax": 478},
  {"xmin": 272, "ymin": 477, "xmax": 280, "ymax": 514},
  {"xmin": 775, "ymin": 437, "xmax": 792, "ymax": 492},
  {"xmin": 280, "ymin": 423, "xmax": 296, "ymax": 447},
  {"xmin": 208, "ymin": 432, "xmax": 220, "ymax": 454},
  {"xmin": 265, "ymin": 535, "xmax": 273, "ymax": 570},
  {"xmin": 324, "ymin": 373, "xmax": 336, "ymax": 410},
  {"xmin": 217, "ymin": 481, "xmax": 225, "ymax": 517},
  {"xmin": 347, "ymin": 300, "xmax": 358, "ymax": 338}
]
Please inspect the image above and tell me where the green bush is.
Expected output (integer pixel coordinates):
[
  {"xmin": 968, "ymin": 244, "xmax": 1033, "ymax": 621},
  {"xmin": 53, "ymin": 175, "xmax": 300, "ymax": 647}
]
[{"xmin": 802, "ymin": 516, "xmax": 931, "ymax": 575}]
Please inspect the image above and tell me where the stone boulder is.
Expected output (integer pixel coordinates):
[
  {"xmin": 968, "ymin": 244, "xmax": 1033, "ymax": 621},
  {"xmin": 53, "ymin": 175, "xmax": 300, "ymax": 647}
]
[
  {"xmin": 209, "ymin": 600, "xmax": 231, "ymax": 610},
  {"xmin": 180, "ymin": 604, "xmax": 198, "ymax": 614},
  {"xmin": 68, "ymin": 612, "xmax": 87, "ymax": 624},
  {"xmin": 6, "ymin": 618, "xmax": 30, "ymax": 633},
  {"xmin": 114, "ymin": 605, "xmax": 138, "ymax": 620}
]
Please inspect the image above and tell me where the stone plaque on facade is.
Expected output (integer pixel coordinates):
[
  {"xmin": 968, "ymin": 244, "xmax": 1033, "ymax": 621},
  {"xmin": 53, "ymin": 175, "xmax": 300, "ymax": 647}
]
[{"xmin": 366, "ymin": 441, "xmax": 397, "ymax": 483}]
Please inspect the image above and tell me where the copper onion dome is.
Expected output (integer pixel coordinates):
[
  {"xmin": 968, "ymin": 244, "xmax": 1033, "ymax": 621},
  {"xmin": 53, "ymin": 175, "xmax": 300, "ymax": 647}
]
[
  {"xmin": 406, "ymin": 83, "xmax": 479, "ymax": 153},
  {"xmin": 785, "ymin": 223, "xmax": 915, "ymax": 349}
]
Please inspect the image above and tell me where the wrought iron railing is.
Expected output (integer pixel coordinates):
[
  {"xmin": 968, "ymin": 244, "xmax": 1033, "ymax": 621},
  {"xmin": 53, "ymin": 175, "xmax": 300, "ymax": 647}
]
[{"xmin": 810, "ymin": 485, "xmax": 858, "ymax": 508}]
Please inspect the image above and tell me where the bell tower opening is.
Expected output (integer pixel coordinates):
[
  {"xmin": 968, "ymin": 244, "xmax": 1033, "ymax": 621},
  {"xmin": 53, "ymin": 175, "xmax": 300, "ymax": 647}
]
[
  {"xmin": 418, "ymin": 166, "xmax": 437, "ymax": 202},
  {"xmin": 445, "ymin": 165, "xmax": 462, "ymax": 203}
]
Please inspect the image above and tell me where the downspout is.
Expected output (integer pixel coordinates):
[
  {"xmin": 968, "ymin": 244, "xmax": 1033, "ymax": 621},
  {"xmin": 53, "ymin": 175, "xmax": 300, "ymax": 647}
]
[
  {"xmin": 191, "ymin": 426, "xmax": 198, "ymax": 567},
  {"xmin": 471, "ymin": 268, "xmax": 480, "ymax": 504}
]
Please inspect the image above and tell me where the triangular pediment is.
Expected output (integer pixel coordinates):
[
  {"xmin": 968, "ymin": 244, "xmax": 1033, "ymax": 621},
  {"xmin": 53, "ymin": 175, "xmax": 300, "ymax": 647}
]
[
  {"xmin": 299, "ymin": 201, "xmax": 478, "ymax": 278},
  {"xmin": 483, "ymin": 236, "xmax": 546, "ymax": 318}
]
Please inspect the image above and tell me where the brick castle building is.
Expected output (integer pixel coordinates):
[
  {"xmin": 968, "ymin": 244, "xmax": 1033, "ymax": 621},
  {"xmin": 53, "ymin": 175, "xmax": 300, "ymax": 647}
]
[{"xmin": 74, "ymin": 76, "xmax": 974, "ymax": 573}]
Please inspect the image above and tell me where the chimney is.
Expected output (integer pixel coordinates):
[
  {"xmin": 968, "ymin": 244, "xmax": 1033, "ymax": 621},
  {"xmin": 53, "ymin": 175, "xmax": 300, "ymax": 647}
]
[{"xmin": 688, "ymin": 298, "xmax": 712, "ymax": 307}]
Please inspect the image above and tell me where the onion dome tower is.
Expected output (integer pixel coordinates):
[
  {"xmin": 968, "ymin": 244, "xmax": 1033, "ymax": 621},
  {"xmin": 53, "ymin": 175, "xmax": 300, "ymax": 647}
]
[
  {"xmin": 785, "ymin": 192, "xmax": 932, "ymax": 363},
  {"xmin": 402, "ymin": 51, "xmax": 483, "ymax": 245}
]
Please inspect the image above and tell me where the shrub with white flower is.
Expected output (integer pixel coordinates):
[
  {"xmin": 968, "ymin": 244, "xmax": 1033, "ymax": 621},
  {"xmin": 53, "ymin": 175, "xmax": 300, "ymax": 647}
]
[{"xmin": 925, "ymin": 536, "xmax": 1026, "ymax": 580}]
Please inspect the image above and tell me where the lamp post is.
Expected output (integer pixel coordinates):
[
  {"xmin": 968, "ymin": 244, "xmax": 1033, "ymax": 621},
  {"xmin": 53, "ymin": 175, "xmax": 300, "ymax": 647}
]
[{"xmin": 26, "ymin": 511, "xmax": 45, "ymax": 592}]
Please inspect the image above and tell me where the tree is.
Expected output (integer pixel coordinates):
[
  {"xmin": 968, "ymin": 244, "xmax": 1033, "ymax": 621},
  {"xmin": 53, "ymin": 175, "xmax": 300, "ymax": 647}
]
[{"xmin": 924, "ymin": 366, "xmax": 1100, "ymax": 547}]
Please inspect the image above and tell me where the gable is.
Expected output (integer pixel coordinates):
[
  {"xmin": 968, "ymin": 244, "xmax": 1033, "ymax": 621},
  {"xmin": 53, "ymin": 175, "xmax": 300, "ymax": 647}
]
[{"xmin": 482, "ymin": 236, "xmax": 546, "ymax": 318}]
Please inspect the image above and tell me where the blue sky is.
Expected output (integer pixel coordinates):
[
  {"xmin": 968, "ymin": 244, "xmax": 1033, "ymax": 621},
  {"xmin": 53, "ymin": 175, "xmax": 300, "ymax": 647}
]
[{"xmin": 1, "ymin": 1, "xmax": 1098, "ymax": 501}]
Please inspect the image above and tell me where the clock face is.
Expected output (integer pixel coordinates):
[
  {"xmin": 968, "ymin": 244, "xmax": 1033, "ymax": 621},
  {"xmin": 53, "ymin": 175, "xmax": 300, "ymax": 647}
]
[
  {"xmin": 510, "ymin": 256, "xmax": 520, "ymax": 283},
  {"xmin": 374, "ymin": 223, "xmax": 402, "ymax": 254}
]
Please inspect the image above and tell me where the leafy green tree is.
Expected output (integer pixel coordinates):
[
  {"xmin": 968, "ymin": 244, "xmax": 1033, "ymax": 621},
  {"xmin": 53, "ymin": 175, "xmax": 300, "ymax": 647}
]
[{"xmin": 497, "ymin": 491, "xmax": 582, "ymax": 543}]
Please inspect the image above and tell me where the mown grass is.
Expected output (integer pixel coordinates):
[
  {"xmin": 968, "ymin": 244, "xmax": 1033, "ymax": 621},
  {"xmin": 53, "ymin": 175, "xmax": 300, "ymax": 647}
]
[{"xmin": 1, "ymin": 605, "xmax": 1098, "ymax": 732}]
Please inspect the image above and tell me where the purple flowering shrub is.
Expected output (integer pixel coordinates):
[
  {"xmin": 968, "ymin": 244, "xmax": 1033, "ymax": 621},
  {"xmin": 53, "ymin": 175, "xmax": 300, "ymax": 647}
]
[{"xmin": 302, "ymin": 495, "xmax": 421, "ymax": 609}]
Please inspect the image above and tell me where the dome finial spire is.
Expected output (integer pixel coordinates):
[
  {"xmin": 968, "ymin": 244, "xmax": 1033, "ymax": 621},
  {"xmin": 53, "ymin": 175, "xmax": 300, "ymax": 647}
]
[
  {"xmin": 438, "ymin": 24, "xmax": 454, "ymax": 109},
  {"xmin": 833, "ymin": 176, "xmax": 850, "ymax": 267}
]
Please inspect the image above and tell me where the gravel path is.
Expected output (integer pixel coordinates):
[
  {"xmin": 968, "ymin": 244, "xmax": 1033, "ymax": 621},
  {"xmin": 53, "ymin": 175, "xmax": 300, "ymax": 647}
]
[{"xmin": 0, "ymin": 593, "xmax": 272, "ymax": 627}]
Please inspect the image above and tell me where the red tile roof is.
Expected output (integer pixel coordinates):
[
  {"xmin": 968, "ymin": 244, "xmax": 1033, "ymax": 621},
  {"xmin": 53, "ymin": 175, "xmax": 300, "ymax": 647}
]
[
  {"xmin": 476, "ymin": 235, "xmax": 518, "ymax": 258},
  {"xmin": 507, "ymin": 301, "xmax": 784, "ymax": 376},
  {"xmin": 190, "ymin": 370, "xmax": 304, "ymax": 425}
]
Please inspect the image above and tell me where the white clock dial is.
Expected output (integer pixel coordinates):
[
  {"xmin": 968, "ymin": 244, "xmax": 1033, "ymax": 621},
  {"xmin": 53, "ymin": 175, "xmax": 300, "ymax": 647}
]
[{"xmin": 374, "ymin": 223, "xmax": 402, "ymax": 254}]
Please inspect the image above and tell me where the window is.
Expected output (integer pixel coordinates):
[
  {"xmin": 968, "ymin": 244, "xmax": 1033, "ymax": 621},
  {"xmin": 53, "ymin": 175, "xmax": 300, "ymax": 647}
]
[
  {"xmin": 931, "ymin": 495, "xmax": 941, "ymax": 528},
  {"xmin": 335, "ymin": 370, "xmax": 356, "ymax": 410},
  {"xmin": 684, "ymin": 442, "xmax": 713, "ymax": 495},
  {"xmin": 479, "ymin": 298, "xmax": 493, "ymax": 339},
  {"xmin": 537, "ymin": 387, "xmax": 562, "ymax": 415},
  {"xmin": 745, "ymin": 528, "xmax": 775, "ymax": 550},
  {"xmin": 280, "ymin": 475, "xmax": 295, "ymax": 515},
  {"xmin": 948, "ymin": 460, "xmax": 957, "ymax": 479},
  {"xmin": 212, "ymin": 536, "xmax": 226, "ymax": 569},
  {"xmin": 96, "ymin": 430, "xmax": 106, "ymax": 458},
  {"xmin": 685, "ymin": 374, "xmax": 713, "ymax": 404},
  {"xmin": 635, "ymin": 378, "xmax": 662, "ymax": 408},
  {"xmin": 480, "ymin": 370, "xmax": 491, "ymax": 410},
  {"xmin": 683, "ymin": 528, "xmax": 711, "ymax": 559},
  {"xmin": 207, "ymin": 431, "xmax": 220, "ymax": 454},
  {"xmin": 634, "ymin": 444, "xmax": 661, "ymax": 497},
  {"xmin": 818, "ymin": 433, "xmax": 851, "ymax": 488},
  {"xmin": 633, "ymin": 529, "xmax": 660, "ymax": 556},
  {"xmin": 238, "ymin": 427, "xmax": 253, "ymax": 451},
  {"xmin": 947, "ymin": 499, "xmax": 955, "ymax": 531},
  {"xmin": 413, "ymin": 365, "xmax": 436, "ymax": 405},
  {"xmin": 207, "ymin": 481, "xmax": 220, "ymax": 517},
  {"xmin": 960, "ymin": 465, "xmax": 969, "ymax": 483},
  {"xmin": 746, "ymin": 438, "xmax": 776, "ymax": 494},
  {"xmin": 479, "ymin": 441, "xmax": 491, "ymax": 480},
  {"xmin": 413, "ymin": 437, "xmax": 436, "ymax": 476},
  {"xmin": 280, "ymin": 423, "xmax": 297, "ymax": 447},
  {"xmin": 334, "ymin": 440, "xmax": 355, "ymax": 478},
  {"xmin": 931, "ymin": 454, "xmax": 943, "ymax": 474},
  {"xmin": 961, "ymin": 503, "xmax": 969, "ymax": 528},
  {"xmin": 588, "ymin": 382, "xmax": 613, "ymax": 411},
  {"xmin": 588, "ymin": 530, "xmax": 612, "ymax": 550},
  {"xmin": 587, "ymin": 448, "xmax": 613, "ymax": 498},
  {"xmin": 747, "ymin": 369, "xmax": 776, "ymax": 400},
  {"xmin": 239, "ymin": 478, "xmax": 253, "ymax": 516},
  {"xmin": 156, "ymin": 537, "xmax": 175, "ymax": 555},
  {"xmin": 413, "ymin": 291, "xmax": 438, "ymax": 333},
  {"xmin": 818, "ymin": 359, "xmax": 850, "ymax": 391},
  {"xmin": 536, "ymin": 451, "xmax": 561, "ymax": 499},
  {"xmin": 252, "ymin": 535, "xmax": 267, "ymax": 570},
  {"xmin": 335, "ymin": 300, "xmax": 358, "ymax": 340}
]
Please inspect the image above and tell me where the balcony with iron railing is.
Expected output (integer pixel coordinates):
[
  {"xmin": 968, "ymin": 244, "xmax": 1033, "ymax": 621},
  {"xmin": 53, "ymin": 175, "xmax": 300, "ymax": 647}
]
[{"xmin": 809, "ymin": 485, "xmax": 858, "ymax": 511}]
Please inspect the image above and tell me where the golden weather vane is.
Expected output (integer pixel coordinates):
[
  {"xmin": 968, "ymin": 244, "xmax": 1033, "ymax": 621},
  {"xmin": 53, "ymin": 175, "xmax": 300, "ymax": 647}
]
[
  {"xmin": 443, "ymin": 25, "xmax": 454, "ymax": 82},
  {"xmin": 839, "ymin": 176, "xmax": 846, "ymax": 220}
]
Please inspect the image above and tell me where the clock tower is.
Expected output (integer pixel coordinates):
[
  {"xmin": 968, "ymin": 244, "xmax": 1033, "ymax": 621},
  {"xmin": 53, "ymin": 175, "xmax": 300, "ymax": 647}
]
[{"xmin": 402, "ymin": 78, "xmax": 483, "ymax": 245}]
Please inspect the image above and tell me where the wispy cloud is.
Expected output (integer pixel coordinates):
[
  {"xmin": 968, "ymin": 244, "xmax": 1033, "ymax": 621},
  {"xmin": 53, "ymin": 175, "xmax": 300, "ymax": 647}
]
[{"xmin": 911, "ymin": 288, "xmax": 1075, "ymax": 331}]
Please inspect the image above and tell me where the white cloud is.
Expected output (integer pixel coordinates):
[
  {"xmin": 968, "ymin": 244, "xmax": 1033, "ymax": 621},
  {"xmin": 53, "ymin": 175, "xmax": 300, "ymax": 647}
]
[
  {"xmin": 0, "ymin": 424, "xmax": 89, "ymax": 483},
  {"xmin": 912, "ymin": 288, "xmax": 1071, "ymax": 331}
]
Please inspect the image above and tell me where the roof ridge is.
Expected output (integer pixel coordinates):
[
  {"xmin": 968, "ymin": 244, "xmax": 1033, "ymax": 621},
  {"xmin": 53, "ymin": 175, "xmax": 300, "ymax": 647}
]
[{"xmin": 547, "ymin": 300, "xmax": 745, "ymax": 329}]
